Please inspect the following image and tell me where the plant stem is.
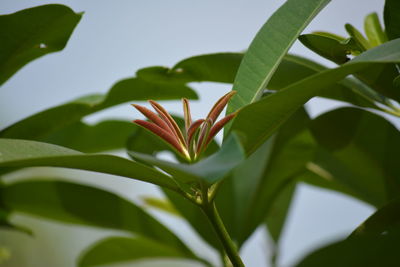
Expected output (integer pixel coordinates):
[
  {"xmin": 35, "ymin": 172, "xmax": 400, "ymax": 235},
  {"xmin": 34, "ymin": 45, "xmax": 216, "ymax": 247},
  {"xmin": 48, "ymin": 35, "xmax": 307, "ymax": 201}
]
[{"xmin": 202, "ymin": 202, "xmax": 245, "ymax": 267}]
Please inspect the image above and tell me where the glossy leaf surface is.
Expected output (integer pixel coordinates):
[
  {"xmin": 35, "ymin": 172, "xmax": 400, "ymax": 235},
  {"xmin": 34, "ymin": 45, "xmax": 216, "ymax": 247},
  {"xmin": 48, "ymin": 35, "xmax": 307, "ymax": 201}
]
[{"xmin": 227, "ymin": 0, "xmax": 330, "ymax": 113}]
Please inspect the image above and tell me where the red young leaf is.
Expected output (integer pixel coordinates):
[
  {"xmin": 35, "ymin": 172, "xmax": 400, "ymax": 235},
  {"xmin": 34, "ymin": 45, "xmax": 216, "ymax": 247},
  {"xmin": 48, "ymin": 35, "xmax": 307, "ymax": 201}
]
[
  {"xmin": 131, "ymin": 104, "xmax": 172, "ymax": 134},
  {"xmin": 133, "ymin": 119, "xmax": 186, "ymax": 155}
]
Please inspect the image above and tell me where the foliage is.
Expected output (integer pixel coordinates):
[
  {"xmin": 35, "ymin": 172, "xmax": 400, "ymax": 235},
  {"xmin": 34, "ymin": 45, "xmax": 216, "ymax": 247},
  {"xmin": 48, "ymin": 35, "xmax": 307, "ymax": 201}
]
[{"xmin": 1, "ymin": 1, "xmax": 400, "ymax": 267}]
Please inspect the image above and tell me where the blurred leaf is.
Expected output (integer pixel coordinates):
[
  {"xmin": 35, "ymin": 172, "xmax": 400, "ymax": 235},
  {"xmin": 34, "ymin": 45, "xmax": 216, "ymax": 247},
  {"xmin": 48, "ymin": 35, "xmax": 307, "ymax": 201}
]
[
  {"xmin": 0, "ymin": 4, "xmax": 81, "ymax": 86},
  {"xmin": 384, "ymin": 0, "xmax": 400, "ymax": 40},
  {"xmin": 364, "ymin": 13, "xmax": 387, "ymax": 47},
  {"xmin": 295, "ymin": 228, "xmax": 400, "ymax": 267},
  {"xmin": 351, "ymin": 197, "xmax": 400, "ymax": 238},
  {"xmin": 163, "ymin": 188, "xmax": 223, "ymax": 251},
  {"xmin": 0, "ymin": 78, "xmax": 197, "ymax": 142},
  {"xmin": 309, "ymin": 108, "xmax": 400, "ymax": 206},
  {"xmin": 353, "ymin": 56, "xmax": 400, "ymax": 101},
  {"xmin": 0, "ymin": 139, "xmax": 179, "ymax": 191},
  {"xmin": 227, "ymin": 0, "xmax": 330, "ymax": 114},
  {"xmin": 142, "ymin": 197, "xmax": 180, "ymax": 217},
  {"xmin": 265, "ymin": 181, "xmax": 296, "ymax": 243},
  {"xmin": 345, "ymin": 24, "xmax": 371, "ymax": 51},
  {"xmin": 45, "ymin": 120, "xmax": 134, "ymax": 153},
  {"xmin": 129, "ymin": 134, "xmax": 245, "ymax": 185},
  {"xmin": 299, "ymin": 34, "xmax": 351, "ymax": 64},
  {"xmin": 231, "ymin": 39, "xmax": 400, "ymax": 155},
  {"xmin": 1, "ymin": 180, "xmax": 193, "ymax": 256},
  {"xmin": 78, "ymin": 236, "xmax": 204, "ymax": 267}
]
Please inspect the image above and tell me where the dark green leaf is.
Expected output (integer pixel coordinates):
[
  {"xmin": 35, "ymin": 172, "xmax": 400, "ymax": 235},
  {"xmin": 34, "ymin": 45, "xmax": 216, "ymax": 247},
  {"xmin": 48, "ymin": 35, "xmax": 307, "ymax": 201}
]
[
  {"xmin": 351, "ymin": 197, "xmax": 400, "ymax": 238},
  {"xmin": 137, "ymin": 53, "xmax": 242, "ymax": 84},
  {"xmin": 217, "ymin": 109, "xmax": 314, "ymax": 246},
  {"xmin": 384, "ymin": 0, "xmax": 400, "ymax": 40},
  {"xmin": 269, "ymin": 54, "xmax": 384, "ymax": 109},
  {"xmin": 0, "ymin": 4, "xmax": 82, "ymax": 86},
  {"xmin": 1, "ymin": 180, "xmax": 192, "ymax": 255},
  {"xmin": 133, "ymin": 52, "xmax": 384, "ymax": 110},
  {"xmin": 295, "ymin": 228, "xmax": 400, "ymax": 267},
  {"xmin": 0, "ymin": 139, "xmax": 179, "ymax": 191},
  {"xmin": 299, "ymin": 34, "xmax": 351, "ymax": 64},
  {"xmin": 227, "ymin": 0, "xmax": 331, "ymax": 113},
  {"xmin": 45, "ymin": 120, "xmax": 135, "ymax": 153},
  {"xmin": 309, "ymin": 108, "xmax": 400, "ymax": 206},
  {"xmin": 231, "ymin": 39, "xmax": 400, "ymax": 155},
  {"xmin": 78, "ymin": 236, "xmax": 203, "ymax": 267}
]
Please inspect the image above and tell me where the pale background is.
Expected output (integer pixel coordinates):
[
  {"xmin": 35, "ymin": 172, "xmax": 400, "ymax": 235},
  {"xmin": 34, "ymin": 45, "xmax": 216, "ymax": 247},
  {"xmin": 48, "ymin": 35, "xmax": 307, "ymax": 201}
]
[{"xmin": 0, "ymin": 1, "xmax": 389, "ymax": 266}]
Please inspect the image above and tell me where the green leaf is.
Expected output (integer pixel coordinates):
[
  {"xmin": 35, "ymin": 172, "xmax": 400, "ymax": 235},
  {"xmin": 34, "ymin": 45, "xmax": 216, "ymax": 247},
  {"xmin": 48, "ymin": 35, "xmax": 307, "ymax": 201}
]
[
  {"xmin": 0, "ymin": 4, "xmax": 82, "ymax": 86},
  {"xmin": 364, "ymin": 13, "xmax": 387, "ymax": 47},
  {"xmin": 0, "ymin": 139, "xmax": 179, "ymax": 191},
  {"xmin": 78, "ymin": 236, "xmax": 203, "ymax": 267},
  {"xmin": 45, "ymin": 120, "xmax": 135, "ymax": 153},
  {"xmin": 163, "ymin": 188, "xmax": 223, "ymax": 252},
  {"xmin": 0, "ymin": 180, "xmax": 193, "ymax": 255},
  {"xmin": 137, "ymin": 53, "xmax": 243, "ymax": 84},
  {"xmin": 216, "ymin": 109, "xmax": 314, "ymax": 246},
  {"xmin": 0, "ymin": 78, "xmax": 197, "ymax": 142},
  {"xmin": 231, "ymin": 39, "xmax": 400, "ymax": 155},
  {"xmin": 269, "ymin": 54, "xmax": 384, "ymax": 109},
  {"xmin": 295, "ymin": 228, "xmax": 400, "ymax": 267},
  {"xmin": 142, "ymin": 197, "xmax": 180, "ymax": 217},
  {"xmin": 133, "ymin": 52, "xmax": 385, "ymax": 110},
  {"xmin": 227, "ymin": 0, "xmax": 330, "ymax": 113},
  {"xmin": 350, "ymin": 197, "xmax": 400, "ymax": 238},
  {"xmin": 129, "ymin": 134, "xmax": 245, "ymax": 185},
  {"xmin": 384, "ymin": 0, "xmax": 400, "ymax": 40},
  {"xmin": 299, "ymin": 34, "xmax": 351, "ymax": 64},
  {"xmin": 345, "ymin": 23, "xmax": 371, "ymax": 51},
  {"xmin": 309, "ymin": 108, "xmax": 400, "ymax": 206},
  {"xmin": 265, "ymin": 181, "xmax": 296, "ymax": 243}
]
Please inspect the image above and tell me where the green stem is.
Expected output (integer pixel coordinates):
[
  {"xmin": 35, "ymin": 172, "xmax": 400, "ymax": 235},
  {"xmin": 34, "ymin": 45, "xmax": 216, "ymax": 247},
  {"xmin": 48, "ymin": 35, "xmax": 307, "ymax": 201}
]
[{"xmin": 202, "ymin": 202, "xmax": 245, "ymax": 267}]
